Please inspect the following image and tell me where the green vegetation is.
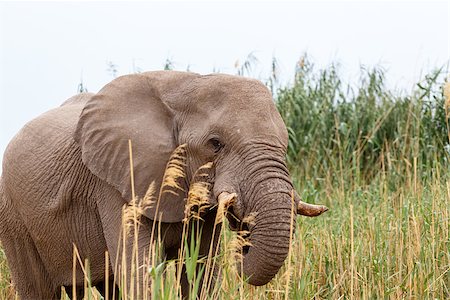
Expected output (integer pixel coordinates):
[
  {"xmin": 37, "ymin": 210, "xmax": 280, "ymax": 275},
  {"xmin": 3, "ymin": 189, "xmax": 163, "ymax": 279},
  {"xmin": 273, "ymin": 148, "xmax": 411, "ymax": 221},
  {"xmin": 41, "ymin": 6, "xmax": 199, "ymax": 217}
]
[
  {"xmin": 0, "ymin": 58, "xmax": 448, "ymax": 299},
  {"xmin": 0, "ymin": 248, "xmax": 14, "ymax": 299},
  {"xmin": 275, "ymin": 57, "xmax": 449, "ymax": 298}
]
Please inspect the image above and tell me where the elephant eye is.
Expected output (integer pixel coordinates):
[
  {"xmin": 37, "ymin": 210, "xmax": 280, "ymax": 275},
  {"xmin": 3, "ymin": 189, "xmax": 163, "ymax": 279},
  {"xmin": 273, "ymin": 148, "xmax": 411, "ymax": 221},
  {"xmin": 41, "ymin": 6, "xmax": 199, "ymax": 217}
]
[{"xmin": 209, "ymin": 138, "xmax": 224, "ymax": 154}]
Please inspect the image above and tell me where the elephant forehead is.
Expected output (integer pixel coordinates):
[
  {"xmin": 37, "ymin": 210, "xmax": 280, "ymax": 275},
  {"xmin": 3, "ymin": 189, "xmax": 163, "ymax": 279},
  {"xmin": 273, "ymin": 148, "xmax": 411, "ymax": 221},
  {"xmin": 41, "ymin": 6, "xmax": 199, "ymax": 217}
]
[
  {"xmin": 190, "ymin": 76, "xmax": 276, "ymax": 117},
  {"xmin": 174, "ymin": 74, "xmax": 289, "ymax": 144},
  {"xmin": 216, "ymin": 80, "xmax": 287, "ymax": 142},
  {"xmin": 222, "ymin": 105, "xmax": 282, "ymax": 131},
  {"xmin": 194, "ymin": 75, "xmax": 271, "ymax": 104}
]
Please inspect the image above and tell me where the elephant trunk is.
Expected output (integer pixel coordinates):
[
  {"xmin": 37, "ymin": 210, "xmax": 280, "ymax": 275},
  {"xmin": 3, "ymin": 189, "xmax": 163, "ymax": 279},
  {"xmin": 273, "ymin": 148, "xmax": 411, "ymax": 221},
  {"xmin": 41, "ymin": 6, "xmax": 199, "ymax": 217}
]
[
  {"xmin": 238, "ymin": 156, "xmax": 296, "ymax": 286},
  {"xmin": 240, "ymin": 192, "xmax": 294, "ymax": 285}
]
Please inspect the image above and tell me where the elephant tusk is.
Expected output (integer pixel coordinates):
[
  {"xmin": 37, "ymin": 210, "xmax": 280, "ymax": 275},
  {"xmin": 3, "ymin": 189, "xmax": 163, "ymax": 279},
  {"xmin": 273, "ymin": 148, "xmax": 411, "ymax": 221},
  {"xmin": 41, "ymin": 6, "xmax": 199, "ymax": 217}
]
[
  {"xmin": 215, "ymin": 192, "xmax": 237, "ymax": 224},
  {"xmin": 297, "ymin": 201, "xmax": 328, "ymax": 217},
  {"xmin": 217, "ymin": 192, "xmax": 237, "ymax": 207}
]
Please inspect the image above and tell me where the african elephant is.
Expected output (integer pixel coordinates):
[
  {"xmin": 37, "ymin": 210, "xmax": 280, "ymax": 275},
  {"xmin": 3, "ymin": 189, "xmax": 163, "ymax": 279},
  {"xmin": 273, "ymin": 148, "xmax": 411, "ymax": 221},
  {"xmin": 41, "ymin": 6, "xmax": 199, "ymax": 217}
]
[{"xmin": 0, "ymin": 71, "xmax": 327, "ymax": 299}]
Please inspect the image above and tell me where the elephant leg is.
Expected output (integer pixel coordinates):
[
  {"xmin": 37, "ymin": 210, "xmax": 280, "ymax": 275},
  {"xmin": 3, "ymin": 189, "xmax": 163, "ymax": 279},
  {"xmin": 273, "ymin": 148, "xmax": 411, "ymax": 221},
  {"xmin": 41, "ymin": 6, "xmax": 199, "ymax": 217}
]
[
  {"xmin": 0, "ymin": 203, "xmax": 56, "ymax": 299},
  {"xmin": 60, "ymin": 278, "xmax": 120, "ymax": 299},
  {"xmin": 95, "ymin": 277, "xmax": 120, "ymax": 298},
  {"xmin": 96, "ymin": 189, "xmax": 155, "ymax": 298}
]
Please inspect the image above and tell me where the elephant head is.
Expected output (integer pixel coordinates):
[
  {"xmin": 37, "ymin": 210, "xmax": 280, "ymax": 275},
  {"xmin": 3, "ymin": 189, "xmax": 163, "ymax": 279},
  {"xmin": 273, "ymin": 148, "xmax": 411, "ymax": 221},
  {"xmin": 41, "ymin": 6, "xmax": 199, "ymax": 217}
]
[{"xmin": 75, "ymin": 71, "xmax": 327, "ymax": 286}]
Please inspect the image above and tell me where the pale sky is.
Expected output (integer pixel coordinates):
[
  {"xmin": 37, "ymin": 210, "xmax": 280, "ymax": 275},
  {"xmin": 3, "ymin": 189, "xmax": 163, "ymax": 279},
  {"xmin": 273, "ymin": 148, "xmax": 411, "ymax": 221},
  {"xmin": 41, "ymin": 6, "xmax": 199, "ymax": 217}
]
[{"xmin": 0, "ymin": 1, "xmax": 449, "ymax": 167}]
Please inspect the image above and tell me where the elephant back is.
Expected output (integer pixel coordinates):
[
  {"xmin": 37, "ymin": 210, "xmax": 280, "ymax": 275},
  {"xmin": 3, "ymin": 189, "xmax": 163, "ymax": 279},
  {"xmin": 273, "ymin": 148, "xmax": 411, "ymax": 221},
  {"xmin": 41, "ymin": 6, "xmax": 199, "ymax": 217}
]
[
  {"xmin": 1, "ymin": 93, "xmax": 95, "ymax": 212},
  {"xmin": 0, "ymin": 92, "xmax": 111, "ymax": 285}
]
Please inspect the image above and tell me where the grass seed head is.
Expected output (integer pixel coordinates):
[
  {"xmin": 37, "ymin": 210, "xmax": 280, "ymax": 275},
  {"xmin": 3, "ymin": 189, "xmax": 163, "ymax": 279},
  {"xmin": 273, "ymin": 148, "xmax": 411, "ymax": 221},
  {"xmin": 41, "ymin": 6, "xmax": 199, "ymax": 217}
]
[
  {"xmin": 228, "ymin": 229, "xmax": 252, "ymax": 270},
  {"xmin": 444, "ymin": 81, "xmax": 450, "ymax": 110},
  {"xmin": 122, "ymin": 198, "xmax": 143, "ymax": 237},
  {"xmin": 184, "ymin": 162, "xmax": 214, "ymax": 222},
  {"xmin": 184, "ymin": 181, "xmax": 212, "ymax": 222},
  {"xmin": 160, "ymin": 144, "xmax": 187, "ymax": 198},
  {"xmin": 241, "ymin": 212, "xmax": 257, "ymax": 227},
  {"xmin": 142, "ymin": 181, "xmax": 156, "ymax": 210}
]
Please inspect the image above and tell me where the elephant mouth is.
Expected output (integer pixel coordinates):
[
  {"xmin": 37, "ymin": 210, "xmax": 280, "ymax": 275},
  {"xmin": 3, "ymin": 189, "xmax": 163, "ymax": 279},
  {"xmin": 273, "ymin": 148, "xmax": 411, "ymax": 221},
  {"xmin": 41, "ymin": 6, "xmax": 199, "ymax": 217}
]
[
  {"xmin": 225, "ymin": 206, "xmax": 241, "ymax": 231},
  {"xmin": 229, "ymin": 206, "xmax": 251, "ymax": 242},
  {"xmin": 226, "ymin": 207, "xmax": 251, "ymax": 256},
  {"xmin": 217, "ymin": 192, "xmax": 251, "ymax": 255}
]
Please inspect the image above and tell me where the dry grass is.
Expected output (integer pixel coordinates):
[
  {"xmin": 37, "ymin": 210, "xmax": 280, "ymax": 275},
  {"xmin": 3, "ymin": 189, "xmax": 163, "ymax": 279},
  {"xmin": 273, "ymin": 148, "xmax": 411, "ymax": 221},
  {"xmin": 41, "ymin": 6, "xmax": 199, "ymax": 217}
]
[
  {"xmin": 4, "ymin": 144, "xmax": 448, "ymax": 300},
  {"xmin": 0, "ymin": 68, "xmax": 449, "ymax": 299}
]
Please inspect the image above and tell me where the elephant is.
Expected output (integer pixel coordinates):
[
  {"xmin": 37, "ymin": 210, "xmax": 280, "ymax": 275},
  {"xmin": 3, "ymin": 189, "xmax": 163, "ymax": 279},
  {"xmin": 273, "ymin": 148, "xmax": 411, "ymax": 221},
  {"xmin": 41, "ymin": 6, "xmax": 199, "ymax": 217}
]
[{"xmin": 0, "ymin": 71, "xmax": 328, "ymax": 299}]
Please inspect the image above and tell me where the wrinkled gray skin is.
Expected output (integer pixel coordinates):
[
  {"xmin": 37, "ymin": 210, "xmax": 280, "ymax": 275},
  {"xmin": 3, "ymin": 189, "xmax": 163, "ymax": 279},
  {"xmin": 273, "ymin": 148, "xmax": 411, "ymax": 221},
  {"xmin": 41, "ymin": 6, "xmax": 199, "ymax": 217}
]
[{"xmin": 0, "ymin": 71, "xmax": 326, "ymax": 299}]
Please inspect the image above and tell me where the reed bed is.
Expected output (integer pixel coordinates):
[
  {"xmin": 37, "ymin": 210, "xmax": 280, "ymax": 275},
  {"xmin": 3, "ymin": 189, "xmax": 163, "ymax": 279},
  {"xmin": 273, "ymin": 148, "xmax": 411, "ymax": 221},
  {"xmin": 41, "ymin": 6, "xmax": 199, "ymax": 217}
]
[{"xmin": 0, "ymin": 58, "xmax": 448, "ymax": 299}]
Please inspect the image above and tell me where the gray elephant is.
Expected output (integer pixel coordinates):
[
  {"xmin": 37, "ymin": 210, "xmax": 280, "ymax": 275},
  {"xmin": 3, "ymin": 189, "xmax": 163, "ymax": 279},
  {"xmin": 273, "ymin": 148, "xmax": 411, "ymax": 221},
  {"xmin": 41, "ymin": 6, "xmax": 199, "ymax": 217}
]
[{"xmin": 0, "ymin": 71, "xmax": 327, "ymax": 299}]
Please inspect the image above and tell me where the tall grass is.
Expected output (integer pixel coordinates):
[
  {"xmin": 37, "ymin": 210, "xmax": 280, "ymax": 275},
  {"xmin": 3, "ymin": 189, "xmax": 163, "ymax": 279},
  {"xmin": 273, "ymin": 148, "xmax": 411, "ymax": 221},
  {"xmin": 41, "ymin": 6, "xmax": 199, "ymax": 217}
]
[
  {"xmin": 0, "ymin": 248, "xmax": 15, "ymax": 299},
  {"xmin": 276, "ymin": 57, "xmax": 449, "ymax": 298},
  {"xmin": 0, "ymin": 59, "xmax": 449, "ymax": 299},
  {"xmin": 277, "ymin": 57, "xmax": 449, "ymax": 186}
]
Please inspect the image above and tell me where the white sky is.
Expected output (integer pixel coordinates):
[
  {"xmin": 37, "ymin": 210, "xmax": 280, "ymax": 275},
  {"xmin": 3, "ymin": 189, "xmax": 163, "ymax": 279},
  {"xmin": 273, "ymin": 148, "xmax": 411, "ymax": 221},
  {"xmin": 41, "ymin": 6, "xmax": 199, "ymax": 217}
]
[{"xmin": 0, "ymin": 1, "xmax": 449, "ymax": 166}]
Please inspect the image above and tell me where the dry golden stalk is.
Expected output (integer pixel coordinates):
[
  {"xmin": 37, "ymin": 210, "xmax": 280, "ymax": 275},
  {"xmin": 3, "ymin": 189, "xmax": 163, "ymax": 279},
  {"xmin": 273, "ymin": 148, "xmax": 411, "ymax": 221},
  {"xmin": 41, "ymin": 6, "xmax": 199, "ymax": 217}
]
[
  {"xmin": 142, "ymin": 181, "xmax": 156, "ymax": 211},
  {"xmin": 228, "ymin": 229, "xmax": 252, "ymax": 271},
  {"xmin": 241, "ymin": 212, "xmax": 257, "ymax": 228},
  {"xmin": 184, "ymin": 162, "xmax": 214, "ymax": 222},
  {"xmin": 160, "ymin": 144, "xmax": 187, "ymax": 198},
  {"xmin": 122, "ymin": 198, "xmax": 143, "ymax": 237},
  {"xmin": 444, "ymin": 81, "xmax": 450, "ymax": 109}
]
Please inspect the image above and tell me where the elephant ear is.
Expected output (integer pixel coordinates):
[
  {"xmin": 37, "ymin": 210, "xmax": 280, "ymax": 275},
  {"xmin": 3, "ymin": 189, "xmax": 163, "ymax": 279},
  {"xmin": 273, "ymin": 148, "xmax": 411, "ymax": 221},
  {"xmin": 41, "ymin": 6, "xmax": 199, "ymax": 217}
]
[{"xmin": 75, "ymin": 72, "xmax": 192, "ymax": 222}]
